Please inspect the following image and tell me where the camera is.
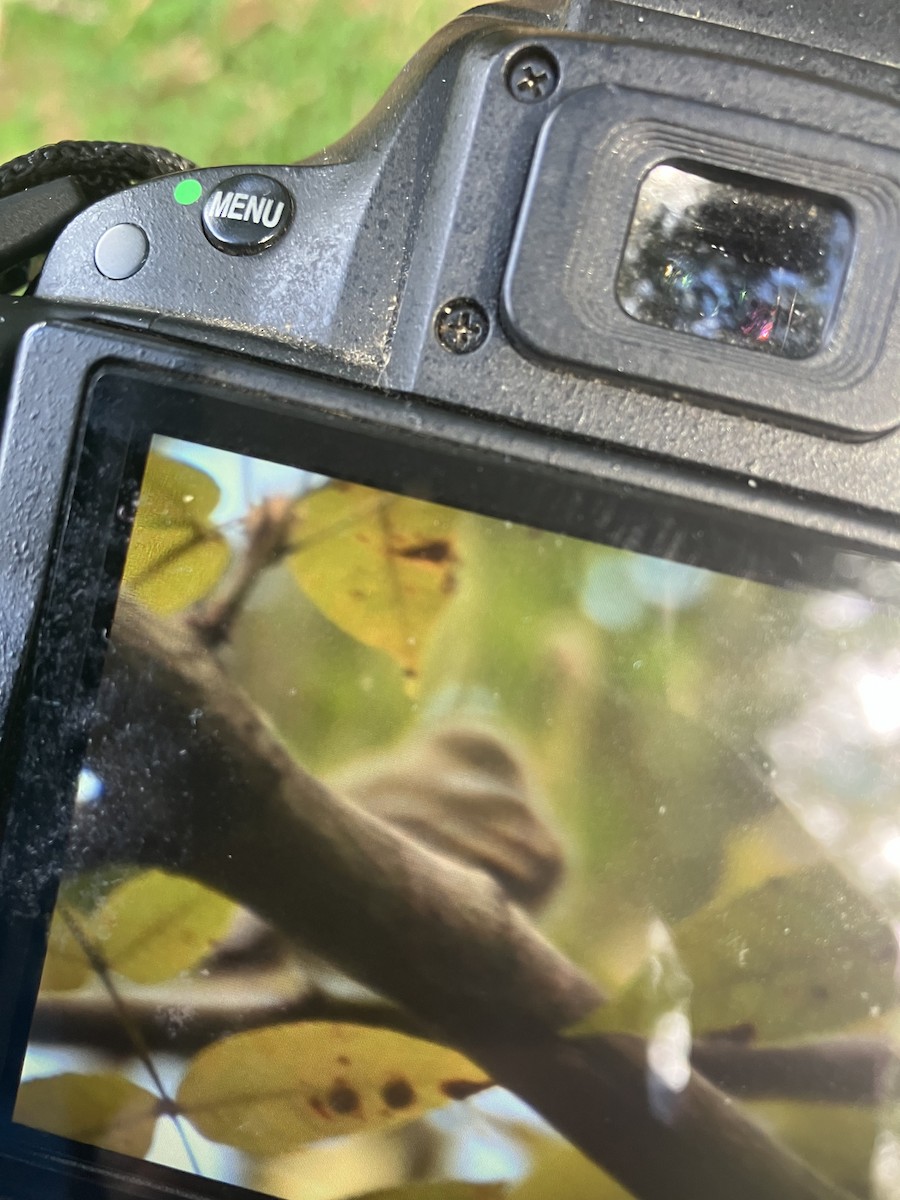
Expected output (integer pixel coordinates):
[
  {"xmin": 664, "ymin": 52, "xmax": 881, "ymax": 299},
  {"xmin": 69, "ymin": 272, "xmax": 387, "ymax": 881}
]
[{"xmin": 0, "ymin": 2, "xmax": 898, "ymax": 1199}]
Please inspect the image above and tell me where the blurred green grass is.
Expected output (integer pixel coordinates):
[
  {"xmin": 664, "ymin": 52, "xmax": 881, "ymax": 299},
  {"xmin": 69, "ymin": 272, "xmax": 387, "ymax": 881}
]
[{"xmin": 0, "ymin": 0, "xmax": 471, "ymax": 166}]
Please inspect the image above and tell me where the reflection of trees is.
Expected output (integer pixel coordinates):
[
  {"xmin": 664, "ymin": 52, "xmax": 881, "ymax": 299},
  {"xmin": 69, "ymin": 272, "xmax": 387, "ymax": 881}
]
[{"xmin": 618, "ymin": 174, "xmax": 847, "ymax": 359}]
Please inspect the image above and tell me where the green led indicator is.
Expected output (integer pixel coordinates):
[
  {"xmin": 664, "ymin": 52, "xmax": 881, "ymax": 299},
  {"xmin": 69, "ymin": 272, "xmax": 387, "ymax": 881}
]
[{"xmin": 173, "ymin": 178, "xmax": 203, "ymax": 206}]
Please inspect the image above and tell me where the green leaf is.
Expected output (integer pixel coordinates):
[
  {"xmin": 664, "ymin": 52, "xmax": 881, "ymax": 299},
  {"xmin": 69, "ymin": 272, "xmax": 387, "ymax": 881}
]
[
  {"xmin": 14, "ymin": 1073, "xmax": 159, "ymax": 1157},
  {"xmin": 290, "ymin": 482, "xmax": 459, "ymax": 687},
  {"xmin": 93, "ymin": 869, "xmax": 238, "ymax": 984},
  {"xmin": 572, "ymin": 867, "xmax": 897, "ymax": 1042},
  {"xmin": 176, "ymin": 1022, "xmax": 490, "ymax": 1155},
  {"xmin": 675, "ymin": 867, "xmax": 896, "ymax": 1040},
  {"xmin": 123, "ymin": 452, "xmax": 230, "ymax": 614},
  {"xmin": 567, "ymin": 919, "xmax": 690, "ymax": 1038}
]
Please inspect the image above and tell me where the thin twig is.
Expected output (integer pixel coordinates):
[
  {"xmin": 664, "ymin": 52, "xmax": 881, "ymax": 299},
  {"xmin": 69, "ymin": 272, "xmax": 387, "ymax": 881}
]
[
  {"xmin": 60, "ymin": 905, "xmax": 202, "ymax": 1174},
  {"xmin": 187, "ymin": 496, "xmax": 296, "ymax": 648}
]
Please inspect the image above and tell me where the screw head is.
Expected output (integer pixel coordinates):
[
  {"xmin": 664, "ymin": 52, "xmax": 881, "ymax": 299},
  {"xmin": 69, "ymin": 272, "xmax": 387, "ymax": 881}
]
[
  {"xmin": 506, "ymin": 47, "xmax": 560, "ymax": 103},
  {"xmin": 435, "ymin": 299, "xmax": 490, "ymax": 355}
]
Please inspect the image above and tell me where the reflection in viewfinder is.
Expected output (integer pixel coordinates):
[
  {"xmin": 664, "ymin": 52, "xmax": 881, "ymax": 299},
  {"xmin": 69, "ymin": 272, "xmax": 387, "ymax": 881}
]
[{"xmin": 617, "ymin": 162, "xmax": 853, "ymax": 359}]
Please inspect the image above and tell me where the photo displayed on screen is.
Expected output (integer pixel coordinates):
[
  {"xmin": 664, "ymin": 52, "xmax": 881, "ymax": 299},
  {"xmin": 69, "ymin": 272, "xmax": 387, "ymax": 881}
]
[{"xmin": 13, "ymin": 434, "xmax": 900, "ymax": 1200}]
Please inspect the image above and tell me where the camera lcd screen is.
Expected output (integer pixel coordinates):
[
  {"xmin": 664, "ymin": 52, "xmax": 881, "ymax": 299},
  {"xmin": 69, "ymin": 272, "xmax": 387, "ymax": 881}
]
[
  {"xmin": 4, "ymin": 385, "xmax": 900, "ymax": 1200},
  {"xmin": 617, "ymin": 163, "xmax": 853, "ymax": 359}
]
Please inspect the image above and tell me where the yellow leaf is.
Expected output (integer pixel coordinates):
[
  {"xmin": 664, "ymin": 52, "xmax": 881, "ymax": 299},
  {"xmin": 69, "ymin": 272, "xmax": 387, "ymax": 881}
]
[
  {"xmin": 93, "ymin": 870, "xmax": 238, "ymax": 984},
  {"xmin": 39, "ymin": 908, "xmax": 91, "ymax": 992},
  {"xmin": 358, "ymin": 1185, "xmax": 509, "ymax": 1200},
  {"xmin": 511, "ymin": 1141, "xmax": 631, "ymax": 1200},
  {"xmin": 123, "ymin": 452, "xmax": 230, "ymax": 614},
  {"xmin": 260, "ymin": 1127, "xmax": 427, "ymax": 1200},
  {"xmin": 14, "ymin": 1073, "xmax": 159, "ymax": 1158},
  {"xmin": 176, "ymin": 1022, "xmax": 490, "ymax": 1155},
  {"xmin": 290, "ymin": 482, "xmax": 459, "ymax": 685}
]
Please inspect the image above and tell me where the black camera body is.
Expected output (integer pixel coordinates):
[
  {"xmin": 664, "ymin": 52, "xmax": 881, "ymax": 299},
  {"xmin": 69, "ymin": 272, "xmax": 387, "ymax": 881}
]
[{"xmin": 0, "ymin": 4, "xmax": 899, "ymax": 1200}]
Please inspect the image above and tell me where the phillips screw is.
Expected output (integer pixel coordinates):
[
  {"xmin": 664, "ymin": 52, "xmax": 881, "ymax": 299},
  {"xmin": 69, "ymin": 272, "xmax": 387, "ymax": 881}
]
[
  {"xmin": 506, "ymin": 48, "xmax": 560, "ymax": 103},
  {"xmin": 435, "ymin": 299, "xmax": 490, "ymax": 354}
]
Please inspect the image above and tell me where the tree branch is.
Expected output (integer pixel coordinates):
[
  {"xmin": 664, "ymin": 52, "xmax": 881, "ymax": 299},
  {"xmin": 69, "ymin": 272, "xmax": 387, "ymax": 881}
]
[
  {"xmin": 76, "ymin": 592, "xmax": 595, "ymax": 1036},
  {"xmin": 33, "ymin": 973, "xmax": 899, "ymax": 1107},
  {"xmin": 187, "ymin": 496, "xmax": 296, "ymax": 648},
  {"xmin": 691, "ymin": 1036, "xmax": 898, "ymax": 1105},
  {"xmin": 31, "ymin": 974, "xmax": 426, "ymax": 1056},
  {"xmin": 63, "ymin": 593, "xmax": 850, "ymax": 1200}
]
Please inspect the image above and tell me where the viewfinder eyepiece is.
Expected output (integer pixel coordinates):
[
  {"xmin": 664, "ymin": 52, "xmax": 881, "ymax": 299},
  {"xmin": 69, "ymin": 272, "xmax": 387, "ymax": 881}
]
[{"xmin": 617, "ymin": 163, "xmax": 853, "ymax": 360}]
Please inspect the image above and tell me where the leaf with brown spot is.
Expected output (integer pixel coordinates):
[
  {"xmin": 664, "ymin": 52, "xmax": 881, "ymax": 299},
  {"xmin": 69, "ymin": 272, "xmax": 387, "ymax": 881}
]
[
  {"xmin": 396, "ymin": 540, "xmax": 454, "ymax": 564},
  {"xmin": 289, "ymin": 482, "xmax": 459, "ymax": 688},
  {"xmin": 380, "ymin": 1077, "xmax": 416, "ymax": 1110},
  {"xmin": 440, "ymin": 1079, "xmax": 490, "ymax": 1101},
  {"xmin": 328, "ymin": 1082, "xmax": 361, "ymax": 1114},
  {"xmin": 175, "ymin": 1022, "xmax": 490, "ymax": 1154}
]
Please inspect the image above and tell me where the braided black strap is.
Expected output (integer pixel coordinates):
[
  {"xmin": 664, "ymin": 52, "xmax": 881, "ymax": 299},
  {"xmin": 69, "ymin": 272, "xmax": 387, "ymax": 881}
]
[{"xmin": 0, "ymin": 140, "xmax": 196, "ymax": 202}]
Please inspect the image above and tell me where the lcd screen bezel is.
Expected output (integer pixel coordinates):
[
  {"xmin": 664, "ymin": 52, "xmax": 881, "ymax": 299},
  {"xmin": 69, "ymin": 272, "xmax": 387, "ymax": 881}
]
[{"xmin": 0, "ymin": 349, "xmax": 897, "ymax": 1200}]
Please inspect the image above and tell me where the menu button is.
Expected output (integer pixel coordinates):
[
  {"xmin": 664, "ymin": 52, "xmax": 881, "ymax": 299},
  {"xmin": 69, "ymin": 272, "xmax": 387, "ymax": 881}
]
[{"xmin": 202, "ymin": 174, "xmax": 293, "ymax": 254}]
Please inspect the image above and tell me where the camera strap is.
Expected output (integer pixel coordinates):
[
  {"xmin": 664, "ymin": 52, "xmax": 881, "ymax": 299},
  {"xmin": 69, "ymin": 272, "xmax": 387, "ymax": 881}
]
[{"xmin": 0, "ymin": 141, "xmax": 194, "ymax": 292}]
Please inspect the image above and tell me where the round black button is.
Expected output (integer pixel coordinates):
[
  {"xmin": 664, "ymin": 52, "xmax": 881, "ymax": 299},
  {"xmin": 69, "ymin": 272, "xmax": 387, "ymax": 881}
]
[{"xmin": 201, "ymin": 174, "xmax": 293, "ymax": 255}]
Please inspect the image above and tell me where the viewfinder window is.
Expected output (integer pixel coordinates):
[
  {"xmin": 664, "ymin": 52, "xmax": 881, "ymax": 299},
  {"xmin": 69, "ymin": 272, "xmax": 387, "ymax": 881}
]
[{"xmin": 617, "ymin": 163, "xmax": 853, "ymax": 359}]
